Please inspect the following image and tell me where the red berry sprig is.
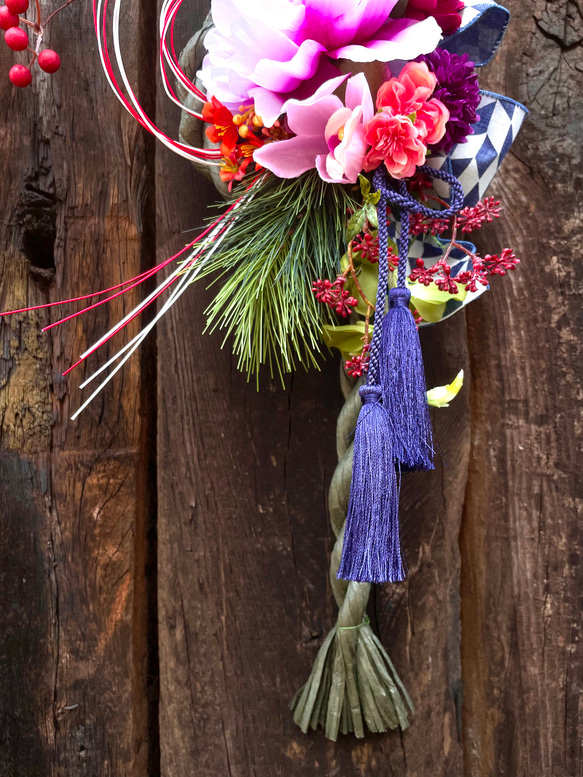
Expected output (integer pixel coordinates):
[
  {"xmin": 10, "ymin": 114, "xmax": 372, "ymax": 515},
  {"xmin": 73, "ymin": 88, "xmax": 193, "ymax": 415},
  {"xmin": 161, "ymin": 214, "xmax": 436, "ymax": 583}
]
[
  {"xmin": 312, "ymin": 276, "xmax": 359, "ymax": 318},
  {"xmin": 0, "ymin": 0, "xmax": 72, "ymax": 88}
]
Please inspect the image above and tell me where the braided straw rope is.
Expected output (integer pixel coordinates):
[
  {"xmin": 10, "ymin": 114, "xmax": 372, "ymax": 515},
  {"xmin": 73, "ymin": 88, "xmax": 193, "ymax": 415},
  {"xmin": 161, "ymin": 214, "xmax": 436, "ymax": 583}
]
[
  {"xmin": 291, "ymin": 368, "xmax": 412, "ymax": 740},
  {"xmin": 179, "ymin": 29, "xmax": 412, "ymax": 742}
]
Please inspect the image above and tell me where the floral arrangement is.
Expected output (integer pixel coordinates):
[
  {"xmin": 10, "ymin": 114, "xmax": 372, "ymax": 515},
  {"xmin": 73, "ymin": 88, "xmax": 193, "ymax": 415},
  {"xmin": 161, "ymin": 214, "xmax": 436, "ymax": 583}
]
[{"xmin": 2, "ymin": 0, "xmax": 527, "ymax": 742}]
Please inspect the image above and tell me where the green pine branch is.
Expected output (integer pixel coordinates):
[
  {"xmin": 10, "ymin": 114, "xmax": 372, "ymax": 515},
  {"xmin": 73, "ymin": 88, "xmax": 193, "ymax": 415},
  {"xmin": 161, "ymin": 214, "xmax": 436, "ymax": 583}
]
[{"xmin": 193, "ymin": 171, "xmax": 361, "ymax": 383}]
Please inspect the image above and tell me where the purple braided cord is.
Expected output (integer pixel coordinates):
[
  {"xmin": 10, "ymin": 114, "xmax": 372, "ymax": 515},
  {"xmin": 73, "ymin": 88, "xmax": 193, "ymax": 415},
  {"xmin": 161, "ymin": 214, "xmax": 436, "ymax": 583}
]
[{"xmin": 367, "ymin": 167, "xmax": 391, "ymax": 386}]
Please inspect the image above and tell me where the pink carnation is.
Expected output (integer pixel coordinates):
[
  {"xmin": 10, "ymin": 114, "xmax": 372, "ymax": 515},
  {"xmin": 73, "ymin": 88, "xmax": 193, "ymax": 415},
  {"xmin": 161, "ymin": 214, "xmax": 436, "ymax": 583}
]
[
  {"xmin": 363, "ymin": 113, "xmax": 427, "ymax": 179},
  {"xmin": 376, "ymin": 61, "xmax": 437, "ymax": 114},
  {"xmin": 364, "ymin": 61, "xmax": 449, "ymax": 179}
]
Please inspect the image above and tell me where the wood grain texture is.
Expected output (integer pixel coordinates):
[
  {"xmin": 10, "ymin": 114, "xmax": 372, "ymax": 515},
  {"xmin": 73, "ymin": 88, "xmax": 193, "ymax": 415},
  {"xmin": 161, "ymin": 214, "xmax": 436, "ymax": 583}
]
[
  {"xmin": 0, "ymin": 1, "xmax": 155, "ymax": 774},
  {"xmin": 0, "ymin": 0, "xmax": 581, "ymax": 775},
  {"xmin": 460, "ymin": 2, "xmax": 583, "ymax": 775}
]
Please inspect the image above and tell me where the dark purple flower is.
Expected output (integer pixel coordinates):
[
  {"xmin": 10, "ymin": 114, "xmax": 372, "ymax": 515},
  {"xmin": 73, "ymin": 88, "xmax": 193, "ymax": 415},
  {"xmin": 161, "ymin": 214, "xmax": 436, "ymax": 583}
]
[{"xmin": 420, "ymin": 49, "xmax": 481, "ymax": 154}]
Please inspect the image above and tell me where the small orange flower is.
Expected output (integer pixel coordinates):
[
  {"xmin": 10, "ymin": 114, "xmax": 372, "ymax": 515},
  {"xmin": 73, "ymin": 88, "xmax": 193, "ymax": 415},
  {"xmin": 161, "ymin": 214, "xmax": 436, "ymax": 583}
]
[{"xmin": 202, "ymin": 96, "xmax": 239, "ymax": 156}]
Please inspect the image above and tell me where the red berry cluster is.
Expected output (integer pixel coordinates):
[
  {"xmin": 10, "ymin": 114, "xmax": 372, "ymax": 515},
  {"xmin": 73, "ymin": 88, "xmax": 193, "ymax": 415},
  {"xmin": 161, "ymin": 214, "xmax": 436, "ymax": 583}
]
[
  {"xmin": 352, "ymin": 230, "xmax": 398, "ymax": 271},
  {"xmin": 312, "ymin": 276, "xmax": 358, "ymax": 318},
  {"xmin": 391, "ymin": 197, "xmax": 502, "ymax": 238},
  {"xmin": 345, "ymin": 343, "xmax": 370, "ymax": 378},
  {"xmin": 352, "ymin": 230, "xmax": 380, "ymax": 263},
  {"xmin": 1, "ymin": 0, "xmax": 61, "ymax": 88},
  {"xmin": 410, "ymin": 211, "xmax": 451, "ymax": 237},
  {"xmin": 409, "ymin": 249, "xmax": 519, "ymax": 295},
  {"xmin": 456, "ymin": 197, "xmax": 501, "ymax": 233}
]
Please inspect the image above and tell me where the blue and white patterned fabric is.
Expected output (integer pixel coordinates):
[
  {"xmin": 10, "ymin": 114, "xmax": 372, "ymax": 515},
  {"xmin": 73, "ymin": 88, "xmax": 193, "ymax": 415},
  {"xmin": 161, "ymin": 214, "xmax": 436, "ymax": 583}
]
[
  {"xmin": 429, "ymin": 91, "xmax": 528, "ymax": 208},
  {"xmin": 441, "ymin": 0, "xmax": 510, "ymax": 66}
]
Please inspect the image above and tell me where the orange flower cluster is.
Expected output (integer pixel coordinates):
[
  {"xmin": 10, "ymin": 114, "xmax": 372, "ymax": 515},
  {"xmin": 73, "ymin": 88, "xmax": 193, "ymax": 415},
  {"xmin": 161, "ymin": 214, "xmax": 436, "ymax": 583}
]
[{"xmin": 202, "ymin": 98, "xmax": 269, "ymax": 186}]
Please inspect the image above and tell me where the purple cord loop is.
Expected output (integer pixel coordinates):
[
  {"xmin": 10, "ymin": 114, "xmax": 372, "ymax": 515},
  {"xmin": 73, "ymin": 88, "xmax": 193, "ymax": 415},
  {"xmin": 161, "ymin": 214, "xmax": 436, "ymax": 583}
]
[{"xmin": 377, "ymin": 164, "xmax": 465, "ymax": 287}]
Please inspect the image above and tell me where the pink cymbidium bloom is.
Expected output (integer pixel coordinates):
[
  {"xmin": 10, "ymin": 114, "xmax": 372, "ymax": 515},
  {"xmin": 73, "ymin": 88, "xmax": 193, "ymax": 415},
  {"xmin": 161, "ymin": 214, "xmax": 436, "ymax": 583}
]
[{"xmin": 253, "ymin": 73, "xmax": 374, "ymax": 184}]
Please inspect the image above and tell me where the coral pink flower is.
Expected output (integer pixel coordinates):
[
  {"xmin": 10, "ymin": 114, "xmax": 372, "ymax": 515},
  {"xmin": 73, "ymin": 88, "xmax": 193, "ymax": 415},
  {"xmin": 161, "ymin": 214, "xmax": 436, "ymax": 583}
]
[
  {"xmin": 363, "ymin": 113, "xmax": 427, "ymax": 179},
  {"xmin": 364, "ymin": 61, "xmax": 450, "ymax": 179},
  {"xmin": 376, "ymin": 61, "xmax": 437, "ymax": 114},
  {"xmin": 416, "ymin": 98, "xmax": 450, "ymax": 144}
]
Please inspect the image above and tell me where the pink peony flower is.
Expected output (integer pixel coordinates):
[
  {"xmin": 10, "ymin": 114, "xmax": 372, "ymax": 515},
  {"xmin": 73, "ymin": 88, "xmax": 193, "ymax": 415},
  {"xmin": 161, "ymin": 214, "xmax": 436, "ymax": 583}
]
[
  {"xmin": 363, "ymin": 113, "xmax": 427, "ymax": 179},
  {"xmin": 253, "ymin": 73, "xmax": 374, "ymax": 184},
  {"xmin": 199, "ymin": 0, "xmax": 443, "ymax": 127}
]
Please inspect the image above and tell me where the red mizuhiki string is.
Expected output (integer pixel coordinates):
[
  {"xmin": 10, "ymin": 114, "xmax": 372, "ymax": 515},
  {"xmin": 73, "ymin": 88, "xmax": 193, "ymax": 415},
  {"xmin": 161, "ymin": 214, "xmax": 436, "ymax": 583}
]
[
  {"xmin": 93, "ymin": 0, "xmax": 220, "ymax": 161},
  {"xmin": 62, "ymin": 208, "xmax": 240, "ymax": 377},
  {"xmin": 0, "ymin": 191, "xmax": 247, "ymax": 381}
]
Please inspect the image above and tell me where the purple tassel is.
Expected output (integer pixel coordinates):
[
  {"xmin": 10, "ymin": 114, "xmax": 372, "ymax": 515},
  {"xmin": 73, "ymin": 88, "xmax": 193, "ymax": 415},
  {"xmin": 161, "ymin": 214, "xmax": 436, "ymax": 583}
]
[
  {"xmin": 337, "ymin": 385, "xmax": 406, "ymax": 584},
  {"xmin": 381, "ymin": 287, "xmax": 434, "ymax": 471}
]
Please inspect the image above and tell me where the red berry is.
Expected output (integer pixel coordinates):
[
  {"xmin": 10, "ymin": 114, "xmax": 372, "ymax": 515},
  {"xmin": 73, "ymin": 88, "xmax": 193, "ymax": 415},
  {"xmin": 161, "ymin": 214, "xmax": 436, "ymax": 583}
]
[
  {"xmin": 0, "ymin": 6, "xmax": 19, "ymax": 30},
  {"xmin": 9, "ymin": 63, "xmax": 31, "ymax": 87},
  {"xmin": 38, "ymin": 49, "xmax": 60, "ymax": 74},
  {"xmin": 4, "ymin": 25, "xmax": 27, "ymax": 50},
  {"xmin": 5, "ymin": 0, "xmax": 28, "ymax": 12}
]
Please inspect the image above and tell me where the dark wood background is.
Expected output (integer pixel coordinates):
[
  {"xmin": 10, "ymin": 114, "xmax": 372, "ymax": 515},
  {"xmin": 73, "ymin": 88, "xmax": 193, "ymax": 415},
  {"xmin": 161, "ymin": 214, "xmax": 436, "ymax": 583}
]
[{"xmin": 0, "ymin": 1, "xmax": 581, "ymax": 775}]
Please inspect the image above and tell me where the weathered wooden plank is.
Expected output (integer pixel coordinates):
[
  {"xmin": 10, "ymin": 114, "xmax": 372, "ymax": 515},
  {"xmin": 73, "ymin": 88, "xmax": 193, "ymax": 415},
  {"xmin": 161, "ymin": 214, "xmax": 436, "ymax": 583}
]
[
  {"xmin": 460, "ymin": 2, "xmax": 583, "ymax": 775},
  {"xmin": 0, "ymin": 1, "xmax": 155, "ymax": 774},
  {"xmin": 156, "ymin": 4, "xmax": 471, "ymax": 775}
]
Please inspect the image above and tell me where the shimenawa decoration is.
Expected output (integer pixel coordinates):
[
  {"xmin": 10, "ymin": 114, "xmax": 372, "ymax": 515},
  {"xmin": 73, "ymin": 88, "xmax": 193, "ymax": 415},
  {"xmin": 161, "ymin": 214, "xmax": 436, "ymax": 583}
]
[{"xmin": 2, "ymin": 0, "xmax": 527, "ymax": 741}]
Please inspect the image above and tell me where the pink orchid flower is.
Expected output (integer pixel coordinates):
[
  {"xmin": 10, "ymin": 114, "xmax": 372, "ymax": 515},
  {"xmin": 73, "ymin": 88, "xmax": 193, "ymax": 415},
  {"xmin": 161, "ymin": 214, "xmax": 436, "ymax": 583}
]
[{"xmin": 253, "ymin": 73, "xmax": 374, "ymax": 184}]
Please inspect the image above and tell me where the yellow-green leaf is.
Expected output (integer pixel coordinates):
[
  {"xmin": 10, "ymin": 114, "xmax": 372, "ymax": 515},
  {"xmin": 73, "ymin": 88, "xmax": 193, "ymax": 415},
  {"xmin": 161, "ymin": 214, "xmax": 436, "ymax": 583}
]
[
  {"xmin": 322, "ymin": 322, "xmax": 371, "ymax": 360},
  {"xmin": 427, "ymin": 369, "xmax": 464, "ymax": 408}
]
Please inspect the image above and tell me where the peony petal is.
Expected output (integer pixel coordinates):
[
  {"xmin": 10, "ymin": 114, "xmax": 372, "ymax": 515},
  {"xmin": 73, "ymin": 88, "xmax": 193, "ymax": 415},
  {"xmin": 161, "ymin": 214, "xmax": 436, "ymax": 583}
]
[
  {"xmin": 212, "ymin": 0, "xmax": 305, "ymax": 36},
  {"xmin": 254, "ymin": 134, "xmax": 328, "ymax": 178},
  {"xmin": 250, "ymin": 39, "xmax": 326, "ymax": 93},
  {"xmin": 330, "ymin": 17, "xmax": 442, "ymax": 63},
  {"xmin": 248, "ymin": 87, "xmax": 286, "ymax": 127},
  {"xmin": 302, "ymin": 0, "xmax": 399, "ymax": 51}
]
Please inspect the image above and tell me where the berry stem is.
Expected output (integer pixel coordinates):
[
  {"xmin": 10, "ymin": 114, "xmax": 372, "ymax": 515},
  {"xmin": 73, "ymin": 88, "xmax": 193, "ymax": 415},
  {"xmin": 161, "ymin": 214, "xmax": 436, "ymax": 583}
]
[
  {"xmin": 441, "ymin": 216, "xmax": 458, "ymax": 265},
  {"xmin": 44, "ymin": 0, "xmax": 78, "ymax": 27},
  {"xmin": 451, "ymin": 240, "xmax": 475, "ymax": 259},
  {"xmin": 26, "ymin": 45, "xmax": 37, "ymax": 66},
  {"xmin": 347, "ymin": 241, "xmax": 376, "ymax": 311}
]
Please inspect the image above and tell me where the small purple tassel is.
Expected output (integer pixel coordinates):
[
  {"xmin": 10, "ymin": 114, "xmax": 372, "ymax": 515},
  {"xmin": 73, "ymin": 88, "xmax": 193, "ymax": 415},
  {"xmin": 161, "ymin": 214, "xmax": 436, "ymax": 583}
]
[
  {"xmin": 337, "ymin": 385, "xmax": 406, "ymax": 583},
  {"xmin": 381, "ymin": 287, "xmax": 434, "ymax": 471}
]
